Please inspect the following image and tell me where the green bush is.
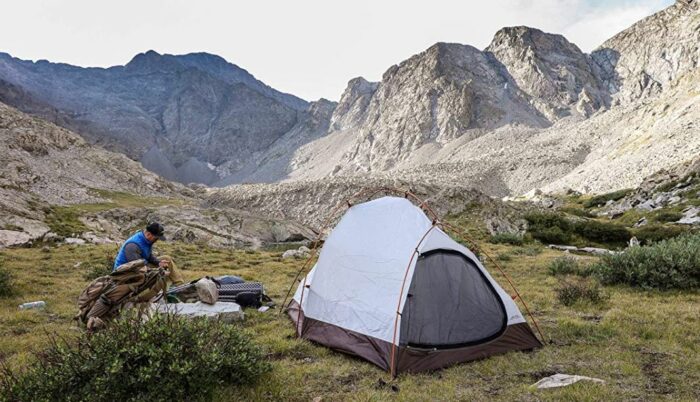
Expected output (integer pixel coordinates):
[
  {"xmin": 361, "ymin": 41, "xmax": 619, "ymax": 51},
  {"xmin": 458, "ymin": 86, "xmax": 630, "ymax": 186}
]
[
  {"xmin": 524, "ymin": 212, "xmax": 571, "ymax": 244},
  {"xmin": 559, "ymin": 207, "xmax": 595, "ymax": 218},
  {"xmin": 525, "ymin": 212, "xmax": 572, "ymax": 231},
  {"xmin": 633, "ymin": 224, "xmax": 689, "ymax": 244},
  {"xmin": 489, "ymin": 232, "xmax": 525, "ymax": 246},
  {"xmin": 0, "ymin": 264, "xmax": 12, "ymax": 297},
  {"xmin": 591, "ymin": 234, "xmax": 700, "ymax": 290},
  {"xmin": 525, "ymin": 212, "xmax": 630, "ymax": 246},
  {"xmin": 582, "ymin": 189, "xmax": 633, "ymax": 208},
  {"xmin": 548, "ymin": 256, "xmax": 587, "ymax": 276},
  {"xmin": 556, "ymin": 276, "xmax": 607, "ymax": 306},
  {"xmin": 0, "ymin": 313, "xmax": 270, "ymax": 402},
  {"xmin": 572, "ymin": 220, "xmax": 630, "ymax": 245},
  {"xmin": 652, "ymin": 211, "xmax": 683, "ymax": 223}
]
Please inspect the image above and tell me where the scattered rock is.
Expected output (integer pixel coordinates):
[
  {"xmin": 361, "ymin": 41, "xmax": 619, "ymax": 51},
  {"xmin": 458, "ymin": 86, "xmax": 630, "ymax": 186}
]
[
  {"xmin": 64, "ymin": 237, "xmax": 86, "ymax": 245},
  {"xmin": 634, "ymin": 217, "xmax": 648, "ymax": 227},
  {"xmin": 677, "ymin": 207, "xmax": 700, "ymax": 225},
  {"xmin": 0, "ymin": 230, "xmax": 31, "ymax": 248},
  {"xmin": 628, "ymin": 237, "xmax": 640, "ymax": 248},
  {"xmin": 637, "ymin": 200, "xmax": 657, "ymax": 211},
  {"xmin": 531, "ymin": 373, "xmax": 605, "ymax": 389},
  {"xmin": 281, "ymin": 246, "xmax": 311, "ymax": 259},
  {"xmin": 548, "ymin": 244, "xmax": 619, "ymax": 255}
]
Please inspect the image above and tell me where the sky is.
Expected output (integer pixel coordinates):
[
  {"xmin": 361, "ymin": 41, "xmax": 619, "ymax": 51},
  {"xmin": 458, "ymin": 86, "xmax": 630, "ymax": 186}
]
[{"xmin": 2, "ymin": 0, "xmax": 673, "ymax": 102}]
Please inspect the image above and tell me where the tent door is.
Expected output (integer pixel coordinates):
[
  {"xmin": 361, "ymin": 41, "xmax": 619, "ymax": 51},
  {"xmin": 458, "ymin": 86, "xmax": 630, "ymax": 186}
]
[{"xmin": 399, "ymin": 249, "xmax": 507, "ymax": 349}]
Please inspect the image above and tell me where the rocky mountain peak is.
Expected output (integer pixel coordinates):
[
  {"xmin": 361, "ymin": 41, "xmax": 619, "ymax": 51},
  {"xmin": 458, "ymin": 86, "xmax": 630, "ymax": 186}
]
[
  {"xmin": 330, "ymin": 77, "xmax": 377, "ymax": 131},
  {"xmin": 125, "ymin": 50, "xmax": 178, "ymax": 72},
  {"xmin": 486, "ymin": 26, "xmax": 608, "ymax": 119},
  {"xmin": 592, "ymin": 0, "xmax": 699, "ymax": 104}
]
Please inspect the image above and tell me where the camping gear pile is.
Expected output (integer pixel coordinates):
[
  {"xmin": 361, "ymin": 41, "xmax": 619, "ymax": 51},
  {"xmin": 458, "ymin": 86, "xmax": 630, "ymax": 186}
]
[
  {"xmin": 76, "ymin": 260, "xmax": 270, "ymax": 331},
  {"xmin": 287, "ymin": 195, "xmax": 543, "ymax": 376},
  {"xmin": 166, "ymin": 276, "xmax": 269, "ymax": 308}
]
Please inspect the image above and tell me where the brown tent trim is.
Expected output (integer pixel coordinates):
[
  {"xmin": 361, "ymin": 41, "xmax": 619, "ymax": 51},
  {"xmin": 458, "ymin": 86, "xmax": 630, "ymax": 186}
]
[{"xmin": 288, "ymin": 300, "xmax": 542, "ymax": 375}]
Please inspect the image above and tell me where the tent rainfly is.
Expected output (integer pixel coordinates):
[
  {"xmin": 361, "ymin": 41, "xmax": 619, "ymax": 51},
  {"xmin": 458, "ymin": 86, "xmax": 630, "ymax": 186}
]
[{"xmin": 288, "ymin": 196, "xmax": 542, "ymax": 375}]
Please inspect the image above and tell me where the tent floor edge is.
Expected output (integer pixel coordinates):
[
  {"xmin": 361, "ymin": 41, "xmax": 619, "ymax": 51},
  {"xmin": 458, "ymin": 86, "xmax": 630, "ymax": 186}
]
[{"xmin": 288, "ymin": 301, "xmax": 542, "ymax": 375}]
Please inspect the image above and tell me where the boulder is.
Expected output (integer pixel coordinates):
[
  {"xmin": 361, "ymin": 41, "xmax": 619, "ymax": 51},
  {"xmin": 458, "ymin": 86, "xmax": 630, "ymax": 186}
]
[{"xmin": 0, "ymin": 230, "xmax": 31, "ymax": 248}]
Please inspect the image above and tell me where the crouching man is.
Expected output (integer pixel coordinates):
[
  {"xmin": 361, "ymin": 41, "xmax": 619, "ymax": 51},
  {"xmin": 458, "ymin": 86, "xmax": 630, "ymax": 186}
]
[{"xmin": 113, "ymin": 222, "xmax": 184, "ymax": 300}]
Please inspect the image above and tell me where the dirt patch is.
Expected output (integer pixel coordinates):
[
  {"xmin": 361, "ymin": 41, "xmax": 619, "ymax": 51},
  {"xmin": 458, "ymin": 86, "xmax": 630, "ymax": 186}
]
[{"xmin": 639, "ymin": 348, "xmax": 674, "ymax": 395}]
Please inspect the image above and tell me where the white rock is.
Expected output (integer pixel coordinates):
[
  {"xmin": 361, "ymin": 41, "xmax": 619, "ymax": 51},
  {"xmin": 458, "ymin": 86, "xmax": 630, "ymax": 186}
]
[
  {"xmin": 151, "ymin": 302, "xmax": 244, "ymax": 322},
  {"xmin": 532, "ymin": 373, "xmax": 605, "ymax": 389},
  {"xmin": 0, "ymin": 230, "xmax": 31, "ymax": 248},
  {"xmin": 64, "ymin": 237, "xmax": 86, "ymax": 245}
]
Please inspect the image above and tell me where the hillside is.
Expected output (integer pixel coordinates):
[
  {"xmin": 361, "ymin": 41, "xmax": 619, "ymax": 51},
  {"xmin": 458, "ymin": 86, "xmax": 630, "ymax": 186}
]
[{"xmin": 0, "ymin": 102, "xmax": 314, "ymax": 248}]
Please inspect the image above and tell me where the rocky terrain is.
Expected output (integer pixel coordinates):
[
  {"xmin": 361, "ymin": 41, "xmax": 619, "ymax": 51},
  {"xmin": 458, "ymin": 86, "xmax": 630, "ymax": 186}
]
[
  {"xmin": 0, "ymin": 102, "xmax": 314, "ymax": 248},
  {"xmin": 0, "ymin": 0, "xmax": 698, "ymax": 252}
]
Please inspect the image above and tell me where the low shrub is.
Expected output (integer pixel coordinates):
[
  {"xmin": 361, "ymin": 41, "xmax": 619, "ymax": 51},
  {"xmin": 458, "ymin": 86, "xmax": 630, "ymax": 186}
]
[
  {"xmin": 559, "ymin": 207, "xmax": 595, "ymax": 218},
  {"xmin": 590, "ymin": 233, "xmax": 700, "ymax": 290},
  {"xmin": 0, "ymin": 264, "xmax": 12, "ymax": 297},
  {"xmin": 572, "ymin": 220, "xmax": 630, "ymax": 245},
  {"xmin": 512, "ymin": 245, "xmax": 542, "ymax": 256},
  {"xmin": 496, "ymin": 253, "xmax": 512, "ymax": 262},
  {"xmin": 489, "ymin": 232, "xmax": 525, "ymax": 246},
  {"xmin": 0, "ymin": 313, "xmax": 270, "ymax": 402},
  {"xmin": 652, "ymin": 211, "xmax": 683, "ymax": 223},
  {"xmin": 532, "ymin": 226, "xmax": 572, "ymax": 244},
  {"xmin": 556, "ymin": 276, "xmax": 607, "ymax": 306},
  {"xmin": 525, "ymin": 212, "xmax": 630, "ymax": 246},
  {"xmin": 548, "ymin": 256, "xmax": 587, "ymax": 276},
  {"xmin": 582, "ymin": 189, "xmax": 633, "ymax": 208},
  {"xmin": 633, "ymin": 224, "xmax": 689, "ymax": 244}
]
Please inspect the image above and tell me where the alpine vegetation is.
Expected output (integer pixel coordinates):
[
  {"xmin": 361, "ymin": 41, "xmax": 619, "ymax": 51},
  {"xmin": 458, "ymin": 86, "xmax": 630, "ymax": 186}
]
[
  {"xmin": 591, "ymin": 233, "xmax": 700, "ymax": 290},
  {"xmin": 0, "ymin": 313, "xmax": 270, "ymax": 402}
]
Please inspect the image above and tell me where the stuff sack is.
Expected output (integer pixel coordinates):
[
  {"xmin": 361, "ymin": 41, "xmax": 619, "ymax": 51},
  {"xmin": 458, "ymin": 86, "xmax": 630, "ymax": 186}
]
[{"xmin": 195, "ymin": 278, "xmax": 219, "ymax": 305}]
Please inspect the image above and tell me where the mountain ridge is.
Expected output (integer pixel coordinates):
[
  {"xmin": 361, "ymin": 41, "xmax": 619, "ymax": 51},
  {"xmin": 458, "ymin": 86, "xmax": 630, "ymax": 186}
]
[{"xmin": 0, "ymin": 0, "xmax": 697, "ymax": 197}]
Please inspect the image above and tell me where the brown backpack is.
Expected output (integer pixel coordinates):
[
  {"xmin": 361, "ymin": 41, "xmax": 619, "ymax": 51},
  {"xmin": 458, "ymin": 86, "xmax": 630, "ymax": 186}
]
[{"xmin": 75, "ymin": 259, "xmax": 167, "ymax": 331}]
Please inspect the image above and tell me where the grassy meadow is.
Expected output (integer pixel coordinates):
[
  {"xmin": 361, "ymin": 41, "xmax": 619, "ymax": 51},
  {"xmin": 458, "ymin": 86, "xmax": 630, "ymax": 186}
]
[{"xmin": 0, "ymin": 238, "xmax": 698, "ymax": 401}]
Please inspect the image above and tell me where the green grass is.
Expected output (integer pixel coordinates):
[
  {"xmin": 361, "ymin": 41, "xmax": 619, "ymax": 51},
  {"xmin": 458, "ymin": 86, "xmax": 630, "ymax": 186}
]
[
  {"xmin": 581, "ymin": 189, "xmax": 634, "ymax": 209},
  {"xmin": 44, "ymin": 190, "xmax": 188, "ymax": 237},
  {"xmin": 0, "ymin": 240, "xmax": 698, "ymax": 400}
]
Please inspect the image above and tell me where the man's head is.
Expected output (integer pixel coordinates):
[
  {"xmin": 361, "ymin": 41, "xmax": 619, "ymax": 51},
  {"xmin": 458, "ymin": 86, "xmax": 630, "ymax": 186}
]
[{"xmin": 144, "ymin": 222, "xmax": 166, "ymax": 243}]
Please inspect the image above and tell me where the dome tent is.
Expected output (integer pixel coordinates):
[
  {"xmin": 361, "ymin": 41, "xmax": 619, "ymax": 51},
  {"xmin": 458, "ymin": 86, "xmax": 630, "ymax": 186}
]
[{"xmin": 287, "ymin": 194, "xmax": 542, "ymax": 375}]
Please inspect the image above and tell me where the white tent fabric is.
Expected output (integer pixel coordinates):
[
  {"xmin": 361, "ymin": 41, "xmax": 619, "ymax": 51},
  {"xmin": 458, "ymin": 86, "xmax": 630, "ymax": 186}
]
[{"xmin": 293, "ymin": 196, "xmax": 526, "ymax": 345}]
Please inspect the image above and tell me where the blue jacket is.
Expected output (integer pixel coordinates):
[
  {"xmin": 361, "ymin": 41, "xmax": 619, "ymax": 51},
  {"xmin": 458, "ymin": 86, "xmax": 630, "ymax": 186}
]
[{"xmin": 113, "ymin": 231, "xmax": 155, "ymax": 270}]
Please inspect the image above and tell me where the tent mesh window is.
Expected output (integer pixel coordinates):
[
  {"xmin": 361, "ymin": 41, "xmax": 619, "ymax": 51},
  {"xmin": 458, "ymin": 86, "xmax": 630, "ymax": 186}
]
[{"xmin": 399, "ymin": 250, "xmax": 507, "ymax": 349}]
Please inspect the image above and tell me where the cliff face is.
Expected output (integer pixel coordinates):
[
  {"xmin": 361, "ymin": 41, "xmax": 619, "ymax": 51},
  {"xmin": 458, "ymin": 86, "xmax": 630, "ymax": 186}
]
[
  {"xmin": 591, "ymin": 0, "xmax": 700, "ymax": 105},
  {"xmin": 486, "ymin": 26, "xmax": 609, "ymax": 119}
]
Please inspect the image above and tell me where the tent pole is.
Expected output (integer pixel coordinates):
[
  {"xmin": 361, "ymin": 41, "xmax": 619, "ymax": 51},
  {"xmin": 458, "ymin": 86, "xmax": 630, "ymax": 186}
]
[{"xmin": 389, "ymin": 224, "xmax": 437, "ymax": 377}]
